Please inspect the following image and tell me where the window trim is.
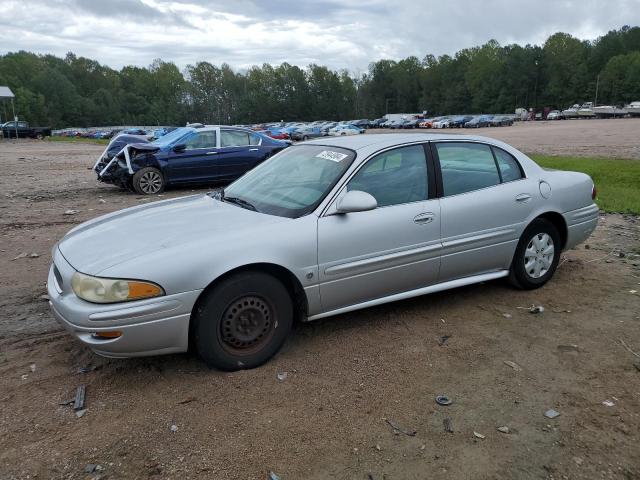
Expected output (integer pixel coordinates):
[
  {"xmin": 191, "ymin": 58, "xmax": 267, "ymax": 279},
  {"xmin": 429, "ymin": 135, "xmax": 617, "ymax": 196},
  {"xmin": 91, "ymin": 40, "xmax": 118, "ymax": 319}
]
[
  {"xmin": 431, "ymin": 140, "xmax": 526, "ymax": 199},
  {"xmin": 321, "ymin": 141, "xmax": 435, "ymax": 216}
]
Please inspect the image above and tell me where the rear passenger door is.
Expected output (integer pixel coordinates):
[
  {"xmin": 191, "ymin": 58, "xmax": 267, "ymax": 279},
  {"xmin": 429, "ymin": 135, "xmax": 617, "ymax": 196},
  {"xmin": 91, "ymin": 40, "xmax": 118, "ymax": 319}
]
[
  {"xmin": 433, "ymin": 142, "xmax": 535, "ymax": 281},
  {"xmin": 217, "ymin": 130, "xmax": 264, "ymax": 180}
]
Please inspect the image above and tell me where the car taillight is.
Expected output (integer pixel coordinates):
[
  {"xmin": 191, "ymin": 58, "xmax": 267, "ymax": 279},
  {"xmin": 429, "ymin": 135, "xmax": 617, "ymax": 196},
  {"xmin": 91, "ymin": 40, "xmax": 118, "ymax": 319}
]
[{"xmin": 592, "ymin": 184, "xmax": 597, "ymax": 200}]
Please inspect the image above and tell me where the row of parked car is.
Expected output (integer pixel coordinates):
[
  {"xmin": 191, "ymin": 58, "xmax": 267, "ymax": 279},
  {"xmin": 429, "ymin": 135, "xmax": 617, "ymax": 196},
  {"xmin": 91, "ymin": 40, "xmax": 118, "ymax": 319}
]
[
  {"xmin": 55, "ymin": 127, "xmax": 177, "ymax": 140},
  {"xmin": 240, "ymin": 114, "xmax": 516, "ymax": 140}
]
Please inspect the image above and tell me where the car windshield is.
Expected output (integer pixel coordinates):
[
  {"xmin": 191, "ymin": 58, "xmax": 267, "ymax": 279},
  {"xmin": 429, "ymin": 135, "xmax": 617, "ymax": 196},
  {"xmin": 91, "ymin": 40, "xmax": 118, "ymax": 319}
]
[
  {"xmin": 151, "ymin": 127, "xmax": 194, "ymax": 147},
  {"xmin": 221, "ymin": 144, "xmax": 356, "ymax": 218}
]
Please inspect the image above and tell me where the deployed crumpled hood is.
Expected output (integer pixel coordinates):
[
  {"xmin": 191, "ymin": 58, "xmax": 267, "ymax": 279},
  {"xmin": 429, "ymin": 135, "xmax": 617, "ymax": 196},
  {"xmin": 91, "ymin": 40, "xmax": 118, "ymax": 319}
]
[{"xmin": 58, "ymin": 194, "xmax": 285, "ymax": 275}]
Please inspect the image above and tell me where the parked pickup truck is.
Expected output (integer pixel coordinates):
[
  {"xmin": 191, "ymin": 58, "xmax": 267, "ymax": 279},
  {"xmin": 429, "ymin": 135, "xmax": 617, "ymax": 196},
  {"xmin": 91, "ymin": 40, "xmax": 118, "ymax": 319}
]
[{"xmin": 1, "ymin": 121, "xmax": 52, "ymax": 139}]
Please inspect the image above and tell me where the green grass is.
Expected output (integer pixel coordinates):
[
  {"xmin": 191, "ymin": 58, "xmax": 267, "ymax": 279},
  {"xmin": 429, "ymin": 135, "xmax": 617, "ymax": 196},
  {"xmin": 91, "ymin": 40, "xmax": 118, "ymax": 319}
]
[
  {"xmin": 47, "ymin": 136, "xmax": 109, "ymax": 145},
  {"xmin": 531, "ymin": 155, "xmax": 640, "ymax": 215}
]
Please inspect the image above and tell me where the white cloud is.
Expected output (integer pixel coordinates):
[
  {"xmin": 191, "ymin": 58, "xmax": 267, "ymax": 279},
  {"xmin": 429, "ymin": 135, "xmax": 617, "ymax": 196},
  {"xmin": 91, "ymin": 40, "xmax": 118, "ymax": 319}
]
[{"xmin": 1, "ymin": 0, "xmax": 639, "ymax": 73}]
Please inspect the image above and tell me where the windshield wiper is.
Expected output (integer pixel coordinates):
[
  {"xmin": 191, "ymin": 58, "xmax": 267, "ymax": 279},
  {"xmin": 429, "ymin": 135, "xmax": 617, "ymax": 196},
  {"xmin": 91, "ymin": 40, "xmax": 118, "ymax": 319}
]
[{"xmin": 219, "ymin": 189, "xmax": 257, "ymax": 211}]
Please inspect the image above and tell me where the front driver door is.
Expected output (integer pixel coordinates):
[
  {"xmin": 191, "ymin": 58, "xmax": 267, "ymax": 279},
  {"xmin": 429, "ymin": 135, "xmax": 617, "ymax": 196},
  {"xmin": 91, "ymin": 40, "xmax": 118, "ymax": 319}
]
[
  {"xmin": 317, "ymin": 144, "xmax": 441, "ymax": 313},
  {"xmin": 166, "ymin": 129, "xmax": 219, "ymax": 184}
]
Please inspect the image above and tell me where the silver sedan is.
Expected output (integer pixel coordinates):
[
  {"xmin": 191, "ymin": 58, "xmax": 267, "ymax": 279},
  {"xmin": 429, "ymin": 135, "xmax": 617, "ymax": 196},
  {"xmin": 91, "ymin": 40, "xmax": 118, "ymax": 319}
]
[{"xmin": 48, "ymin": 134, "xmax": 598, "ymax": 370}]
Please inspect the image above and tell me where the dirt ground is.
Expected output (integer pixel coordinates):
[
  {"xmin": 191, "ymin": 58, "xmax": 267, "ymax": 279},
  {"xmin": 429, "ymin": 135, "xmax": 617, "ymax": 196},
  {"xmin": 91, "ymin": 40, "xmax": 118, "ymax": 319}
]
[
  {"xmin": 376, "ymin": 117, "xmax": 640, "ymax": 160},
  {"xmin": 1, "ymin": 120, "xmax": 639, "ymax": 480}
]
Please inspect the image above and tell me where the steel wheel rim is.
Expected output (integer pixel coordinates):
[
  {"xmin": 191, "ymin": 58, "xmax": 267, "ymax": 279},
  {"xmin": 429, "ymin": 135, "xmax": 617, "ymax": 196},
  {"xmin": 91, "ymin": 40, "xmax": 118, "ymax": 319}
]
[
  {"xmin": 139, "ymin": 171, "xmax": 162, "ymax": 194},
  {"xmin": 524, "ymin": 233, "xmax": 555, "ymax": 279},
  {"xmin": 219, "ymin": 295, "xmax": 276, "ymax": 355}
]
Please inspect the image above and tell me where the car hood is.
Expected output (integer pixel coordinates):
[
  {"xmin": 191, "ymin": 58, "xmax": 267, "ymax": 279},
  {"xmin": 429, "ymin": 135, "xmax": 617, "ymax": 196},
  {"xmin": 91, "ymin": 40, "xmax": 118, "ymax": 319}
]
[{"xmin": 58, "ymin": 194, "xmax": 287, "ymax": 275}]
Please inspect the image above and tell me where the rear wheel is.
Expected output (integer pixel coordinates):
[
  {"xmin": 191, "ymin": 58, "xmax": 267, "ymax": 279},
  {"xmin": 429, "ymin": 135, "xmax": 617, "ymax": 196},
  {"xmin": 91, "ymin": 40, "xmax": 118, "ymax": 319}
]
[
  {"xmin": 132, "ymin": 167, "xmax": 165, "ymax": 195},
  {"xmin": 193, "ymin": 272, "xmax": 293, "ymax": 371},
  {"xmin": 509, "ymin": 218, "xmax": 561, "ymax": 289},
  {"xmin": 302, "ymin": 135, "xmax": 309, "ymax": 141}
]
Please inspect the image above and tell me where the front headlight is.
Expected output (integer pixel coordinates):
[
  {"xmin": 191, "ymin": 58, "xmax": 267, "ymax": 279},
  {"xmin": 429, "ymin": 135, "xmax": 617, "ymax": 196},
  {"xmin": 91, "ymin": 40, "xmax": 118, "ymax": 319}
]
[{"xmin": 71, "ymin": 272, "xmax": 164, "ymax": 304}]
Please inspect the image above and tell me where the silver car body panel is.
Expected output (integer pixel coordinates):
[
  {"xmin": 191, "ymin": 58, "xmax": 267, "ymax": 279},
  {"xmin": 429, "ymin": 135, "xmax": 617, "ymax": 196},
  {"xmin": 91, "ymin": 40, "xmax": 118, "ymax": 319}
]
[{"xmin": 48, "ymin": 133, "xmax": 598, "ymax": 358}]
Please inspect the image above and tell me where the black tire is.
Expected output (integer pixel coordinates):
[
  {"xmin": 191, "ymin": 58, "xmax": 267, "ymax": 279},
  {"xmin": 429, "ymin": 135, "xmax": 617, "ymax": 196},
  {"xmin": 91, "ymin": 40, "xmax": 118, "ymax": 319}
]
[
  {"xmin": 302, "ymin": 135, "xmax": 309, "ymax": 141},
  {"xmin": 193, "ymin": 271, "xmax": 293, "ymax": 371},
  {"xmin": 132, "ymin": 167, "xmax": 165, "ymax": 195},
  {"xmin": 509, "ymin": 218, "xmax": 561, "ymax": 289}
]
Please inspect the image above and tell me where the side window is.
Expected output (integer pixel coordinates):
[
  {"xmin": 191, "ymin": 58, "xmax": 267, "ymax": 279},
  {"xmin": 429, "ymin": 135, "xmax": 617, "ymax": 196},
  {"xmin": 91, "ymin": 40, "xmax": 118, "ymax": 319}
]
[
  {"xmin": 184, "ymin": 131, "xmax": 217, "ymax": 150},
  {"xmin": 347, "ymin": 145, "xmax": 428, "ymax": 207},
  {"xmin": 492, "ymin": 147, "xmax": 523, "ymax": 182},
  {"xmin": 436, "ymin": 143, "xmax": 500, "ymax": 196},
  {"xmin": 249, "ymin": 133, "xmax": 261, "ymax": 146},
  {"xmin": 221, "ymin": 130, "xmax": 250, "ymax": 147},
  {"xmin": 18, "ymin": 122, "xmax": 28, "ymax": 128}
]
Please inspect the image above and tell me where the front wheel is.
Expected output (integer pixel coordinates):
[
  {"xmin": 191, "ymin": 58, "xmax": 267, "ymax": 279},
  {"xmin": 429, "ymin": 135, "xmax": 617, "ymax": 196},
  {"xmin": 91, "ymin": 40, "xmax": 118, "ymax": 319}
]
[
  {"xmin": 132, "ymin": 167, "xmax": 165, "ymax": 195},
  {"xmin": 193, "ymin": 272, "xmax": 293, "ymax": 370},
  {"xmin": 509, "ymin": 218, "xmax": 561, "ymax": 289}
]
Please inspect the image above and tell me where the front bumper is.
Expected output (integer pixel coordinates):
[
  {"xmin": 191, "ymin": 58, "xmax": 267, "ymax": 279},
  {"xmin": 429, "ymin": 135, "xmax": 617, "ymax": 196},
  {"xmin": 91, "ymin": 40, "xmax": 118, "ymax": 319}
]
[{"xmin": 47, "ymin": 247, "xmax": 202, "ymax": 358}]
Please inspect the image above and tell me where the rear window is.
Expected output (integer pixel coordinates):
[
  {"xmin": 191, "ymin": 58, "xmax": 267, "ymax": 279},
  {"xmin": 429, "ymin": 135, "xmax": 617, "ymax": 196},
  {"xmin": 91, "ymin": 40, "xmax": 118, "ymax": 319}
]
[{"xmin": 435, "ymin": 142, "xmax": 500, "ymax": 196}]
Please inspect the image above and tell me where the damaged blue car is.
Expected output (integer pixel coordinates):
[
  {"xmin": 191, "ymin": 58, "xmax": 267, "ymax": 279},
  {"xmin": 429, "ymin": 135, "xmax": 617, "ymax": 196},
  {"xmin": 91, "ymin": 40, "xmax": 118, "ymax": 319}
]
[{"xmin": 94, "ymin": 126, "xmax": 289, "ymax": 194}]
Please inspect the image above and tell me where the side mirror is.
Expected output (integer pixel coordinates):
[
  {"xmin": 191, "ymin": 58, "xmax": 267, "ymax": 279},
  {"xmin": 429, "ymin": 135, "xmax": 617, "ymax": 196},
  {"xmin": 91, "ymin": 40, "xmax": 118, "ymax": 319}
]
[
  {"xmin": 172, "ymin": 143, "xmax": 186, "ymax": 152},
  {"xmin": 335, "ymin": 190, "xmax": 377, "ymax": 214}
]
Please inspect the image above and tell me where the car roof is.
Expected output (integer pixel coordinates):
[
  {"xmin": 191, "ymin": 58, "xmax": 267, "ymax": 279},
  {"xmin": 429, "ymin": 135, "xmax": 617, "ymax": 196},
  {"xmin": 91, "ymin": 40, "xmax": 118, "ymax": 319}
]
[{"xmin": 305, "ymin": 133, "xmax": 515, "ymax": 152}]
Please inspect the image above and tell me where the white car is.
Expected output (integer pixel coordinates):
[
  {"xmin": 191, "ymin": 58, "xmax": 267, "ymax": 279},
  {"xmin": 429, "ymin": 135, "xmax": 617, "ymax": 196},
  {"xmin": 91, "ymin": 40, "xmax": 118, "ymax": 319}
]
[
  {"xmin": 328, "ymin": 125, "xmax": 360, "ymax": 136},
  {"xmin": 433, "ymin": 118, "xmax": 451, "ymax": 129}
]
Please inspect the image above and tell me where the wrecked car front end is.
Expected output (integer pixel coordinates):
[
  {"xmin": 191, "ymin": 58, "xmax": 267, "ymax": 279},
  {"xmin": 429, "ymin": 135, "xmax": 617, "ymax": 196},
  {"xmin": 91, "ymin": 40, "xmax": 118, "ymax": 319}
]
[{"xmin": 94, "ymin": 136, "xmax": 160, "ymax": 189}]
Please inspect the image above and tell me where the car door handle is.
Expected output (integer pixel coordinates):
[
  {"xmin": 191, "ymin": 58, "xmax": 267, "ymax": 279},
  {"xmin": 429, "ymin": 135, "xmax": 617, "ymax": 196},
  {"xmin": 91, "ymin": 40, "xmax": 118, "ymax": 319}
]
[
  {"xmin": 515, "ymin": 194, "xmax": 532, "ymax": 202},
  {"xmin": 249, "ymin": 148, "xmax": 259, "ymax": 151},
  {"xmin": 206, "ymin": 151, "xmax": 218, "ymax": 155},
  {"xmin": 414, "ymin": 212, "xmax": 435, "ymax": 224}
]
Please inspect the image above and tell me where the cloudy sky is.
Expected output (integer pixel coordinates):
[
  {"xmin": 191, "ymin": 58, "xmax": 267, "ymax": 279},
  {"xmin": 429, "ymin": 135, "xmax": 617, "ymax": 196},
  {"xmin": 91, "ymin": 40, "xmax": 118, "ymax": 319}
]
[{"xmin": 2, "ymin": 0, "xmax": 640, "ymax": 73}]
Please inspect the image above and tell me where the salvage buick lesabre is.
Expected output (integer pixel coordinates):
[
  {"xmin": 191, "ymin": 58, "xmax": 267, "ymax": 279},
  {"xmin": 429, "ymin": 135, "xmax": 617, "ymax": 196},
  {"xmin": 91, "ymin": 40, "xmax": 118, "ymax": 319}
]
[{"xmin": 48, "ymin": 134, "xmax": 598, "ymax": 370}]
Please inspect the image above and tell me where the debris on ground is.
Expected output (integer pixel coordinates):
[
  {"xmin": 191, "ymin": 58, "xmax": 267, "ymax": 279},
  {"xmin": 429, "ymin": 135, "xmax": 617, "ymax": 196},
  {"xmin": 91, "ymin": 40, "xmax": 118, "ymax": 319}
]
[
  {"xmin": 602, "ymin": 399, "xmax": 616, "ymax": 407},
  {"xmin": 443, "ymin": 417, "xmax": 454, "ymax": 433},
  {"xmin": 75, "ymin": 409, "xmax": 86, "ymax": 418},
  {"xmin": 276, "ymin": 372, "xmax": 288, "ymax": 381},
  {"xmin": 84, "ymin": 464, "xmax": 97, "ymax": 473},
  {"xmin": 170, "ymin": 424, "xmax": 178, "ymax": 432},
  {"xmin": 497, "ymin": 426, "xmax": 510, "ymax": 434},
  {"xmin": 78, "ymin": 365, "xmax": 99, "ymax": 374},
  {"xmin": 176, "ymin": 396, "xmax": 197, "ymax": 405},
  {"xmin": 12, "ymin": 252, "xmax": 40, "ymax": 260},
  {"xmin": 435, "ymin": 395, "xmax": 453, "ymax": 406},
  {"xmin": 63, "ymin": 209, "xmax": 79, "ymax": 215},
  {"xmin": 437, "ymin": 335, "xmax": 451, "ymax": 346},
  {"xmin": 544, "ymin": 409, "xmax": 561, "ymax": 419},
  {"xmin": 557, "ymin": 345, "xmax": 579, "ymax": 353},
  {"xmin": 502, "ymin": 313, "xmax": 512, "ymax": 318},
  {"xmin": 619, "ymin": 339, "xmax": 640, "ymax": 358},
  {"xmin": 529, "ymin": 305, "xmax": 545, "ymax": 314},
  {"xmin": 73, "ymin": 384, "xmax": 86, "ymax": 411},
  {"xmin": 29, "ymin": 363, "xmax": 36, "ymax": 372},
  {"xmin": 39, "ymin": 294, "xmax": 49, "ymax": 301},
  {"xmin": 630, "ymin": 290, "xmax": 638, "ymax": 294},
  {"xmin": 473, "ymin": 431, "xmax": 485, "ymax": 439},
  {"xmin": 504, "ymin": 360, "xmax": 522, "ymax": 371},
  {"xmin": 385, "ymin": 419, "xmax": 417, "ymax": 436},
  {"xmin": 268, "ymin": 471, "xmax": 281, "ymax": 480},
  {"xmin": 98, "ymin": 198, "xmax": 106, "ymax": 204},
  {"xmin": 21, "ymin": 374, "xmax": 28, "ymax": 380}
]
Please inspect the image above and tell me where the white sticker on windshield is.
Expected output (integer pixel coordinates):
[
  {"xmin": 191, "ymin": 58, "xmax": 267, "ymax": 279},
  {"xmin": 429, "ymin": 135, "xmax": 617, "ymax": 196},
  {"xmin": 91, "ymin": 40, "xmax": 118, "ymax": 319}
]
[{"xmin": 316, "ymin": 150, "xmax": 348, "ymax": 162}]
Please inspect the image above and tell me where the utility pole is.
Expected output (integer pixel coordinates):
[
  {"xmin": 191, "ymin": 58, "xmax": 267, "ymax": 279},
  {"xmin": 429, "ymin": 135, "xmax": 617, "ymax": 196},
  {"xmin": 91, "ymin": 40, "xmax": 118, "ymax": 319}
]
[
  {"xmin": 594, "ymin": 74, "xmax": 599, "ymax": 107},
  {"xmin": 385, "ymin": 98, "xmax": 391, "ymax": 115}
]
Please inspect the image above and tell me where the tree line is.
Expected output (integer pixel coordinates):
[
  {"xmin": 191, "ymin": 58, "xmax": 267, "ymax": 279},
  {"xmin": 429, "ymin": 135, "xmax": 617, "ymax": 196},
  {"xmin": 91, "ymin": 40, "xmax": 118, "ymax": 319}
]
[{"xmin": 0, "ymin": 25, "xmax": 639, "ymax": 128}]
